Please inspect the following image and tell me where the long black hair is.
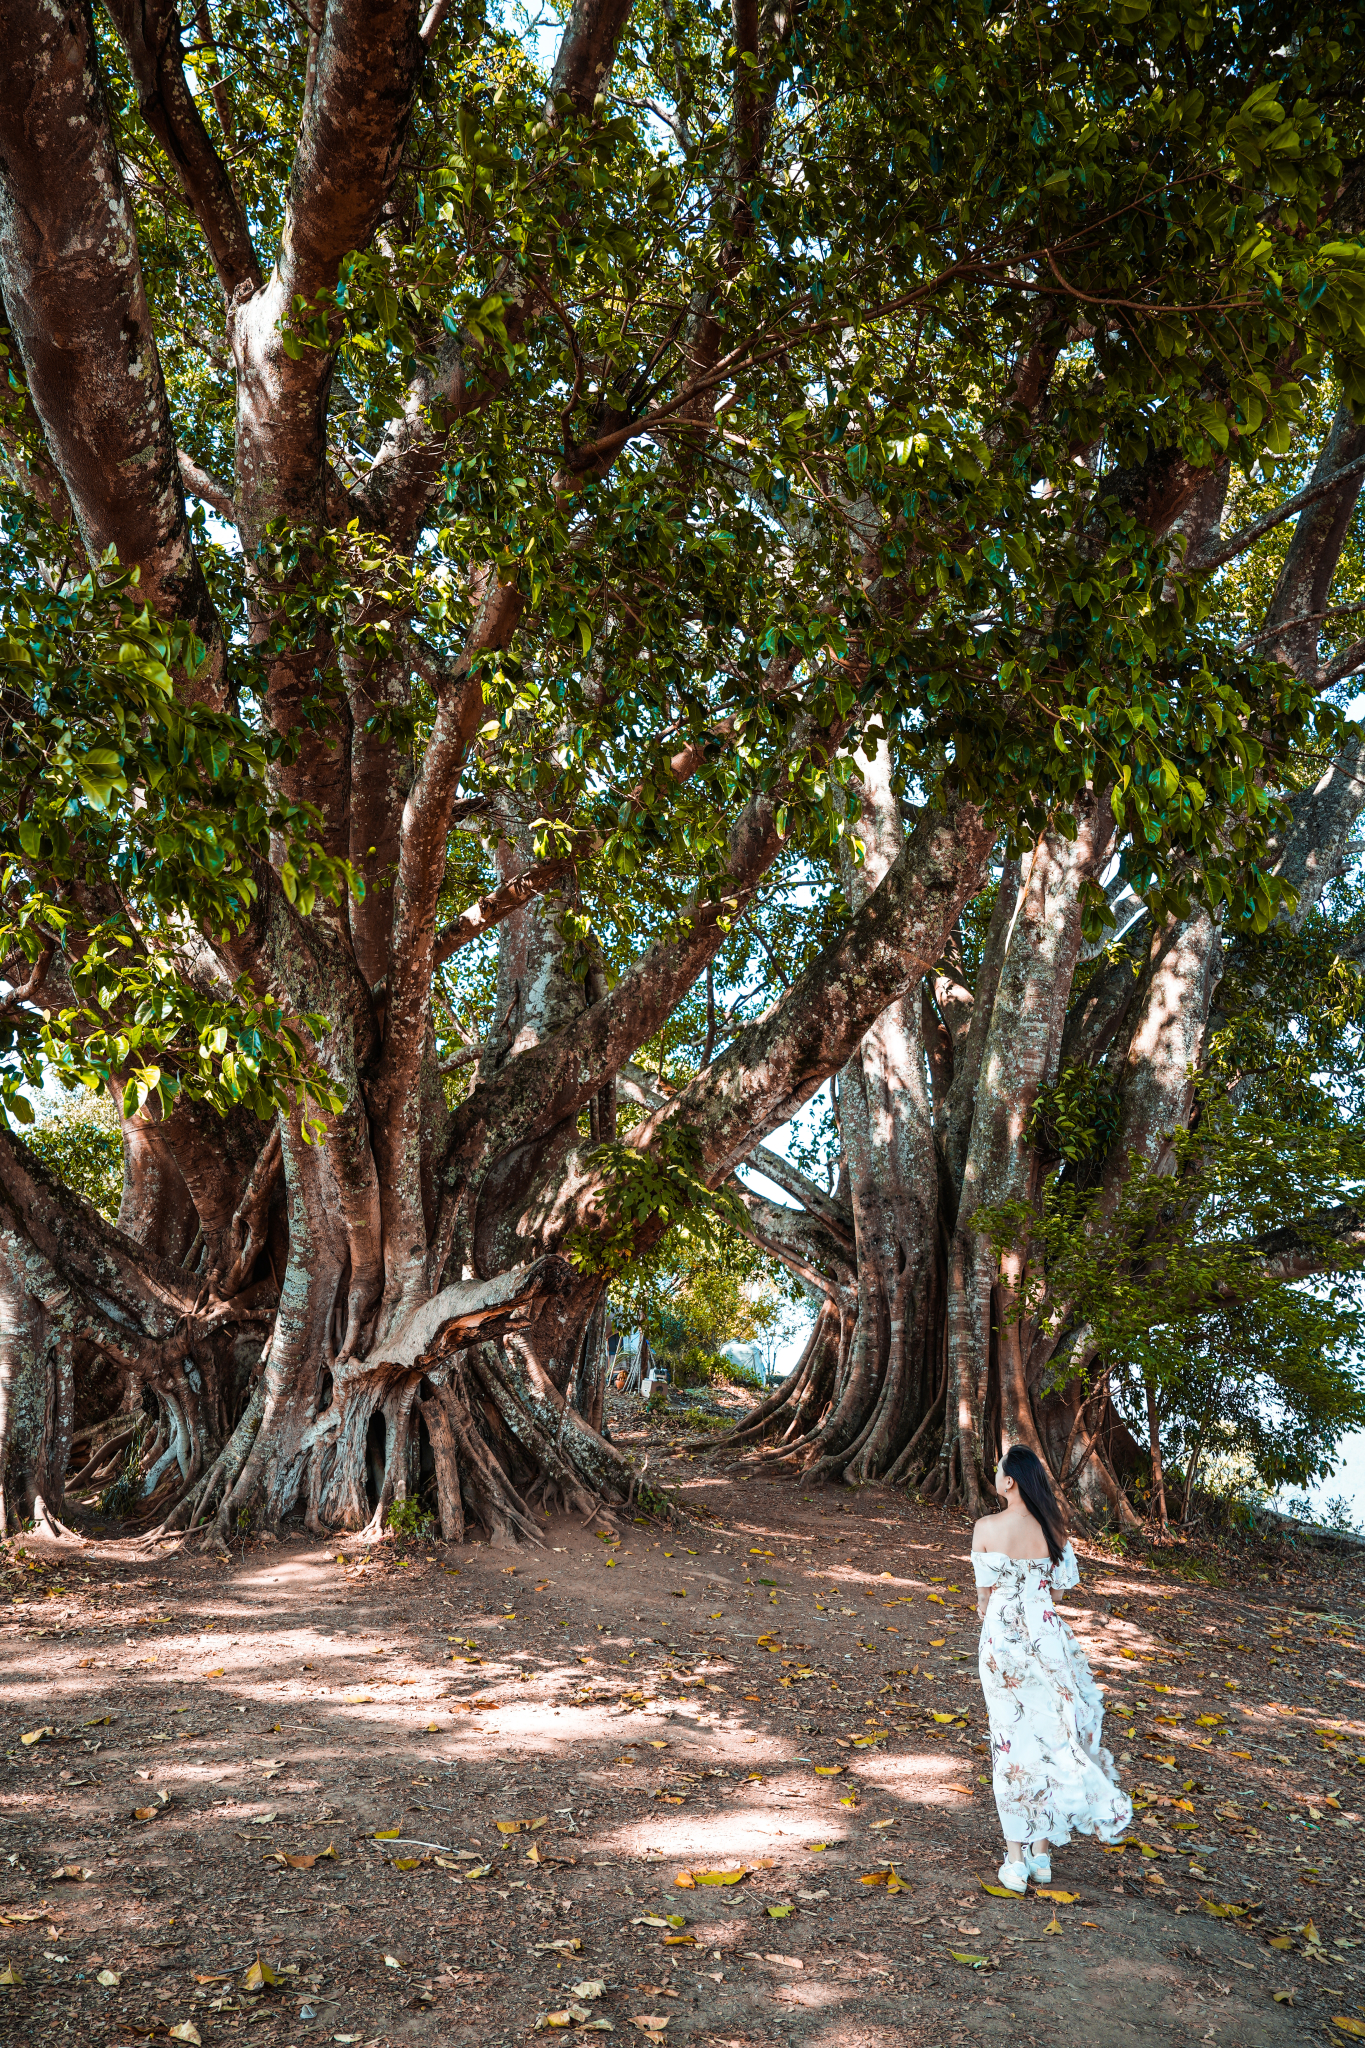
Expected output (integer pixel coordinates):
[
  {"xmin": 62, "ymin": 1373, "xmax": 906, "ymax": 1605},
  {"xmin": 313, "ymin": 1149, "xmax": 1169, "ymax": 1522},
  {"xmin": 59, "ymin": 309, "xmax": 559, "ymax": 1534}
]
[{"xmin": 1000, "ymin": 1445, "xmax": 1067, "ymax": 1565}]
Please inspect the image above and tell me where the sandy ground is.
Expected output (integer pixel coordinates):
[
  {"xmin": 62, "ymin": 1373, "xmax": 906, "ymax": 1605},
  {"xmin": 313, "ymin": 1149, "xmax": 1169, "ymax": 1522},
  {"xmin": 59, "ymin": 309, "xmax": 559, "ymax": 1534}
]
[{"xmin": 3, "ymin": 1401, "xmax": 1364, "ymax": 2048}]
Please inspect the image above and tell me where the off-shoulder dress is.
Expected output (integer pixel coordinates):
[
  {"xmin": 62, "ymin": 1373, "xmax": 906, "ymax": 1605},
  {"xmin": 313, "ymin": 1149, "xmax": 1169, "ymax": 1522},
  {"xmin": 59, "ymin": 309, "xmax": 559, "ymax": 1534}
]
[{"xmin": 972, "ymin": 1541, "xmax": 1132, "ymax": 1848}]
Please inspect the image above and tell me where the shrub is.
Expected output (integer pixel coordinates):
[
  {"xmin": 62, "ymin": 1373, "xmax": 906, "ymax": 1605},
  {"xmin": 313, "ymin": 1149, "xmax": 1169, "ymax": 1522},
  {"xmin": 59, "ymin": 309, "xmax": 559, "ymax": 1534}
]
[{"xmin": 386, "ymin": 1496, "xmax": 435, "ymax": 1539}]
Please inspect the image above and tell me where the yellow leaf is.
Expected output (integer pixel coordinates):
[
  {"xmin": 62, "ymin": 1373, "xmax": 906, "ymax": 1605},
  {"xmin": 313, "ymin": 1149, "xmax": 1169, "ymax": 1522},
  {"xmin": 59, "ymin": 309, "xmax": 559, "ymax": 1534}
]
[
  {"xmin": 1199, "ymin": 1899, "xmax": 1248, "ymax": 1919},
  {"xmin": 342, "ymin": 1693, "xmax": 373, "ymax": 1705},
  {"xmin": 97, "ymin": 1971, "xmax": 121, "ymax": 1988},
  {"xmin": 681, "ymin": 1868, "xmax": 746, "ymax": 1887},
  {"xmin": 206, "ymin": 1668, "xmax": 225, "ymax": 1678},
  {"xmin": 168, "ymin": 2026, "xmax": 202, "ymax": 2045},
  {"xmin": 0, "ymin": 1963, "xmax": 23, "ymax": 1986},
  {"xmin": 663, "ymin": 1934, "xmax": 694, "ymax": 1946},
  {"xmin": 869, "ymin": 1819, "xmax": 896, "ymax": 1830},
  {"xmin": 1034, "ymin": 1890, "xmax": 1079, "ymax": 1904},
  {"xmin": 1332, "ymin": 2021, "xmax": 1365, "ymax": 2039},
  {"xmin": 1267, "ymin": 1935, "xmax": 1294, "ymax": 1950},
  {"xmin": 978, "ymin": 1882, "xmax": 1021, "ymax": 1898},
  {"xmin": 20, "ymin": 1728, "xmax": 52, "ymax": 1747},
  {"xmin": 929, "ymin": 1637, "xmax": 946, "ymax": 1647},
  {"xmin": 813, "ymin": 1766, "xmax": 843, "ymax": 1776},
  {"xmin": 497, "ymin": 1820, "xmax": 522, "ymax": 1835},
  {"xmin": 241, "ymin": 1956, "xmax": 278, "ymax": 1992},
  {"xmin": 765, "ymin": 1904, "xmax": 793, "ymax": 1919},
  {"xmin": 1043, "ymin": 1914, "xmax": 1063, "ymax": 1937},
  {"xmin": 393, "ymin": 1858, "xmax": 422, "ymax": 1871},
  {"xmin": 948, "ymin": 1950, "xmax": 988, "ymax": 1967},
  {"xmin": 930, "ymin": 1712, "xmax": 957, "ymax": 1724},
  {"xmin": 374, "ymin": 1829, "xmax": 401, "ymax": 1840},
  {"xmin": 1273, "ymin": 1989, "xmax": 1294, "ymax": 2004},
  {"xmin": 132, "ymin": 1806, "xmax": 157, "ymax": 1822},
  {"xmin": 1195, "ymin": 1714, "xmax": 1224, "ymax": 1727}
]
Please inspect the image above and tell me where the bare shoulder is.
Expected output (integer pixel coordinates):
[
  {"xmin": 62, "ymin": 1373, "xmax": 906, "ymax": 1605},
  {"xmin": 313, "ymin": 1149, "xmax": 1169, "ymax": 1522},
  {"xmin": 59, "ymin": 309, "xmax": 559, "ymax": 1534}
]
[{"xmin": 971, "ymin": 1514, "xmax": 1001, "ymax": 1551}]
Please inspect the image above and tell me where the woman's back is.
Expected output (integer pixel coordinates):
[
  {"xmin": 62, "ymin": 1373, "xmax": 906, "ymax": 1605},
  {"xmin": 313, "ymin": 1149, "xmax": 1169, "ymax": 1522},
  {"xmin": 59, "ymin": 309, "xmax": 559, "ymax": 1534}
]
[{"xmin": 972, "ymin": 1503, "xmax": 1051, "ymax": 1562}]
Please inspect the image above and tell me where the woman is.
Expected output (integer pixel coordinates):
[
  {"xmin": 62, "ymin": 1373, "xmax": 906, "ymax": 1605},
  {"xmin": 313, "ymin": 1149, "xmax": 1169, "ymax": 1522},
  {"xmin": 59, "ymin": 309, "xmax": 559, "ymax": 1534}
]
[{"xmin": 972, "ymin": 1443, "xmax": 1132, "ymax": 1893}]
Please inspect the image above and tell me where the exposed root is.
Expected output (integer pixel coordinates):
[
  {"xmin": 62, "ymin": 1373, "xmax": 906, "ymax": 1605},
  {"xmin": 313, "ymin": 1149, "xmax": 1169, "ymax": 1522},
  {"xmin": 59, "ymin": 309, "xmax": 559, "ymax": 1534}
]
[{"xmin": 30, "ymin": 1493, "xmax": 86, "ymax": 1545}]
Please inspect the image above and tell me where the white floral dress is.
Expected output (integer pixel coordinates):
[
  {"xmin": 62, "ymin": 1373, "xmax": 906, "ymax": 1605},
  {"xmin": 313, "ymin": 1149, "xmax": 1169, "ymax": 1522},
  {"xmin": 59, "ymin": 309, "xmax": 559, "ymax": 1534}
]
[{"xmin": 973, "ymin": 1542, "xmax": 1132, "ymax": 1847}]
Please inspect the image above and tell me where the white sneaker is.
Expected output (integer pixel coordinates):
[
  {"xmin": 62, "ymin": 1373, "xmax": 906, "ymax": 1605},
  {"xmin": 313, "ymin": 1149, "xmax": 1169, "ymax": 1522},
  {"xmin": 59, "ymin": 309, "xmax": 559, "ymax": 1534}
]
[
  {"xmin": 1025, "ymin": 1847, "xmax": 1051, "ymax": 1883},
  {"xmin": 996, "ymin": 1858, "xmax": 1029, "ymax": 1894}
]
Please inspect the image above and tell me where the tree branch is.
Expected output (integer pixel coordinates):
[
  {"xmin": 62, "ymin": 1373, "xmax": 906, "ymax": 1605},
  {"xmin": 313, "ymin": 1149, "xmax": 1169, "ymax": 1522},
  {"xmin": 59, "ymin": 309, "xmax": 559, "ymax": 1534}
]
[
  {"xmin": 102, "ymin": 0, "xmax": 261, "ymax": 299},
  {"xmin": 177, "ymin": 448, "xmax": 234, "ymax": 518},
  {"xmin": 641, "ymin": 799, "xmax": 994, "ymax": 1185},
  {"xmin": 1188, "ymin": 450, "xmax": 1365, "ymax": 577},
  {"xmin": 0, "ymin": 0, "xmax": 225, "ymax": 701}
]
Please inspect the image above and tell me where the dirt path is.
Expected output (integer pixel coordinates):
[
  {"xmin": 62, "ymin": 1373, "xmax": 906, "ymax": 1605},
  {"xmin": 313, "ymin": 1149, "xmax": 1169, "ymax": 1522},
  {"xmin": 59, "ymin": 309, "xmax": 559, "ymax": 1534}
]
[{"xmin": 4, "ymin": 1407, "xmax": 1364, "ymax": 2048}]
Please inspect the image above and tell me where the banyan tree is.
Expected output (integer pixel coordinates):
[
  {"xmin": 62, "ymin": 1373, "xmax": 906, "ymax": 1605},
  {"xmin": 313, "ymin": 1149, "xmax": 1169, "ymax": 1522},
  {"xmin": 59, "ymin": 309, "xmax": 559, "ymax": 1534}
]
[{"xmin": 2, "ymin": 0, "xmax": 1365, "ymax": 1539}]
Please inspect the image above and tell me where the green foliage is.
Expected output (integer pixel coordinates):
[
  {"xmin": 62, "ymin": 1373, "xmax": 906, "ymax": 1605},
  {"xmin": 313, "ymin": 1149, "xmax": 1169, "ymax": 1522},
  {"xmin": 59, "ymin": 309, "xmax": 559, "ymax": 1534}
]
[
  {"xmin": 1027, "ymin": 1063, "xmax": 1124, "ymax": 1178},
  {"xmin": 386, "ymin": 1496, "xmax": 436, "ymax": 1539},
  {"xmin": 24, "ymin": 1089, "xmax": 122, "ymax": 1220},
  {"xmin": 567, "ymin": 1126, "xmax": 745, "ymax": 1279}
]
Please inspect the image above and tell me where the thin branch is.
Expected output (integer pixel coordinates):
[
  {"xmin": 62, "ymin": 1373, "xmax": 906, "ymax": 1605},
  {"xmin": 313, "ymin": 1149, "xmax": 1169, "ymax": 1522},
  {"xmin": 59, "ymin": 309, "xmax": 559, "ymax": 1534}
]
[{"xmin": 177, "ymin": 449, "xmax": 234, "ymax": 519}]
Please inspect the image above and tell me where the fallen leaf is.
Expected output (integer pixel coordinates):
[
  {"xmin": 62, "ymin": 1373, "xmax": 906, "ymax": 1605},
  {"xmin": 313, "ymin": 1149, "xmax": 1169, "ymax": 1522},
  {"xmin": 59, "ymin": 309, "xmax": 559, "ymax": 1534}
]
[
  {"xmin": 205, "ymin": 1668, "xmax": 225, "ymax": 1677},
  {"xmin": 1199, "ymin": 1899, "xmax": 1249, "ymax": 1919},
  {"xmin": 675, "ymin": 1868, "xmax": 746, "ymax": 1888},
  {"xmin": 242, "ymin": 1956, "xmax": 278, "ymax": 1992},
  {"xmin": 97, "ymin": 1970, "xmax": 121, "ymax": 1987},
  {"xmin": 1332, "ymin": 2021, "xmax": 1365, "ymax": 2040},
  {"xmin": 631, "ymin": 2018, "xmax": 669, "ymax": 2036},
  {"xmin": 533, "ymin": 1939, "xmax": 583, "ymax": 1956},
  {"xmin": 383, "ymin": 1953, "xmax": 407, "ymax": 1970},
  {"xmin": 20, "ymin": 1728, "xmax": 53, "ymax": 1747},
  {"xmin": 374, "ymin": 1829, "xmax": 401, "ymax": 1840},
  {"xmin": 978, "ymin": 1882, "xmax": 1022, "ymax": 1899},
  {"xmin": 0, "ymin": 1963, "xmax": 20, "ymax": 1987},
  {"xmin": 813, "ymin": 1765, "xmax": 843, "ymax": 1777},
  {"xmin": 1267, "ymin": 1935, "xmax": 1294, "ymax": 1951},
  {"xmin": 1034, "ymin": 1889, "xmax": 1080, "ymax": 1905},
  {"xmin": 869, "ymin": 1819, "xmax": 896, "ymax": 1830},
  {"xmin": 53, "ymin": 1865, "xmax": 92, "ymax": 1883},
  {"xmin": 662, "ymin": 1934, "xmax": 694, "ymax": 1946},
  {"xmin": 570, "ymin": 1981, "xmax": 606, "ymax": 2000},
  {"xmin": 1273, "ymin": 1990, "xmax": 1294, "ymax": 2005},
  {"xmin": 765, "ymin": 1904, "xmax": 794, "ymax": 1919},
  {"xmin": 132, "ymin": 1806, "xmax": 157, "ymax": 1822},
  {"xmin": 948, "ymin": 1950, "xmax": 989, "ymax": 1969},
  {"xmin": 1043, "ymin": 1914, "xmax": 1063, "ymax": 1937},
  {"xmin": 168, "ymin": 2025, "xmax": 202, "ymax": 2045}
]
